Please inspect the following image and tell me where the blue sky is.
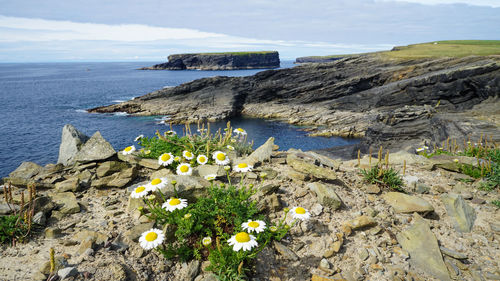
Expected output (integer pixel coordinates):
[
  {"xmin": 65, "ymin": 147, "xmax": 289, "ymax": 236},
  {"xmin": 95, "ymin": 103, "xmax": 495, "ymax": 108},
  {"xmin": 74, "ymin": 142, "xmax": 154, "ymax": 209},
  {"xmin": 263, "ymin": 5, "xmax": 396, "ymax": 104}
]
[{"xmin": 0, "ymin": 0, "xmax": 499, "ymax": 62}]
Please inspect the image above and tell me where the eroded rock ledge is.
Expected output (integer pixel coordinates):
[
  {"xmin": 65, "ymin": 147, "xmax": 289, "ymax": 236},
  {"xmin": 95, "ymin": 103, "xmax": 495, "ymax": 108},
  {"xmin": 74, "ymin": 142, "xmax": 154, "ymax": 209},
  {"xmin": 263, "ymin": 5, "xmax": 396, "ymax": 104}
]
[
  {"xmin": 90, "ymin": 54, "xmax": 500, "ymax": 155},
  {"xmin": 139, "ymin": 51, "xmax": 280, "ymax": 70}
]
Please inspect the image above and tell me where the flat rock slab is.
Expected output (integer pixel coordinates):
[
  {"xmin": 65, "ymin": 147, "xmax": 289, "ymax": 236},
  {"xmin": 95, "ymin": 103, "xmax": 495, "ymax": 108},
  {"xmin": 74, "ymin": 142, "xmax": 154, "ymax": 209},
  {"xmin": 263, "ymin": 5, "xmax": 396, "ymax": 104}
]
[
  {"xmin": 74, "ymin": 131, "xmax": 116, "ymax": 163},
  {"xmin": 441, "ymin": 194, "xmax": 476, "ymax": 233},
  {"xmin": 49, "ymin": 192, "xmax": 80, "ymax": 214},
  {"xmin": 287, "ymin": 153, "xmax": 336, "ymax": 181},
  {"xmin": 307, "ymin": 182, "xmax": 342, "ymax": 210},
  {"xmin": 117, "ymin": 153, "xmax": 161, "ymax": 170},
  {"xmin": 397, "ymin": 213, "xmax": 451, "ymax": 281},
  {"xmin": 382, "ymin": 192, "xmax": 434, "ymax": 213}
]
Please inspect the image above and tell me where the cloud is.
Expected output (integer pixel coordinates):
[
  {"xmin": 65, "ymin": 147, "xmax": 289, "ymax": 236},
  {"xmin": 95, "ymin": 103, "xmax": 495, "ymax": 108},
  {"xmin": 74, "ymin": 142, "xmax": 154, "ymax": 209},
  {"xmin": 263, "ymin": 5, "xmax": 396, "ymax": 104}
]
[{"xmin": 375, "ymin": 0, "xmax": 500, "ymax": 8}]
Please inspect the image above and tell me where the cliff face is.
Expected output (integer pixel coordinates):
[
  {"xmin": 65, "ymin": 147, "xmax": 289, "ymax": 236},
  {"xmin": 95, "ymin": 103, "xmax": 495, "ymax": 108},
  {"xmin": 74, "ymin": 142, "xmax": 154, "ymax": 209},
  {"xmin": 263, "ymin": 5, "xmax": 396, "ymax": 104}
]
[
  {"xmin": 295, "ymin": 56, "xmax": 343, "ymax": 63},
  {"xmin": 140, "ymin": 51, "xmax": 280, "ymax": 70},
  {"xmin": 90, "ymin": 54, "xmax": 500, "ymax": 156}
]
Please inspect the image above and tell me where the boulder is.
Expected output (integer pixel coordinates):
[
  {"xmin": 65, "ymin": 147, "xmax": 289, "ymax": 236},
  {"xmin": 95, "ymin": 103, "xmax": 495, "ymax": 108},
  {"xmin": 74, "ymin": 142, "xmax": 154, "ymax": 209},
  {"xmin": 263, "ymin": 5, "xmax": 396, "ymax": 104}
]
[
  {"xmin": 96, "ymin": 161, "xmax": 130, "ymax": 178},
  {"xmin": 158, "ymin": 175, "xmax": 209, "ymax": 200},
  {"xmin": 441, "ymin": 194, "xmax": 476, "ymax": 232},
  {"xmin": 244, "ymin": 137, "xmax": 275, "ymax": 166},
  {"xmin": 91, "ymin": 167, "xmax": 136, "ymax": 189},
  {"xmin": 3, "ymin": 161, "xmax": 52, "ymax": 187},
  {"xmin": 194, "ymin": 165, "xmax": 225, "ymax": 178},
  {"xmin": 307, "ymin": 182, "xmax": 342, "ymax": 210},
  {"xmin": 74, "ymin": 131, "xmax": 115, "ymax": 163},
  {"xmin": 382, "ymin": 192, "xmax": 434, "ymax": 213},
  {"xmin": 55, "ymin": 177, "xmax": 81, "ymax": 192},
  {"xmin": 49, "ymin": 192, "xmax": 80, "ymax": 214},
  {"xmin": 57, "ymin": 124, "xmax": 89, "ymax": 166},
  {"xmin": 286, "ymin": 153, "xmax": 336, "ymax": 181},
  {"xmin": 397, "ymin": 213, "xmax": 451, "ymax": 281},
  {"xmin": 118, "ymin": 153, "xmax": 161, "ymax": 170}
]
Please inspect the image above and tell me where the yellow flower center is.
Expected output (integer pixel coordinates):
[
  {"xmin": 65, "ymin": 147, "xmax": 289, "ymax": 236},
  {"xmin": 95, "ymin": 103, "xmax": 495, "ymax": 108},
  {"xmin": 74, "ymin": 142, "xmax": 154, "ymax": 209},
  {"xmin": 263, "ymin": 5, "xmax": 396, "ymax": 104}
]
[
  {"xmin": 237, "ymin": 163, "xmax": 248, "ymax": 169},
  {"xmin": 124, "ymin": 146, "xmax": 133, "ymax": 152},
  {"xmin": 295, "ymin": 207, "xmax": 306, "ymax": 214},
  {"xmin": 199, "ymin": 156, "xmax": 206, "ymax": 162},
  {"xmin": 145, "ymin": 232, "xmax": 158, "ymax": 242},
  {"xmin": 185, "ymin": 151, "xmax": 192, "ymax": 157},
  {"xmin": 235, "ymin": 232, "xmax": 251, "ymax": 243},
  {"xmin": 248, "ymin": 221, "xmax": 259, "ymax": 228},
  {"xmin": 216, "ymin": 153, "xmax": 226, "ymax": 161},
  {"xmin": 151, "ymin": 178, "xmax": 161, "ymax": 185},
  {"xmin": 169, "ymin": 198, "xmax": 181, "ymax": 206},
  {"xmin": 135, "ymin": 186, "xmax": 146, "ymax": 193},
  {"xmin": 161, "ymin": 154, "xmax": 171, "ymax": 161},
  {"xmin": 180, "ymin": 165, "xmax": 189, "ymax": 173},
  {"xmin": 237, "ymin": 128, "xmax": 244, "ymax": 132}
]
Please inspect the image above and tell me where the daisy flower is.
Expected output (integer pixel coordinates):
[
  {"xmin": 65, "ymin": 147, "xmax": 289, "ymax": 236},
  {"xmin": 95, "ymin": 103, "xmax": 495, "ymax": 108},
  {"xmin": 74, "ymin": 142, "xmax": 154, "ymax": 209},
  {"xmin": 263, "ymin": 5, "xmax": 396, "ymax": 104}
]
[
  {"xmin": 174, "ymin": 156, "xmax": 181, "ymax": 162},
  {"xmin": 226, "ymin": 145, "xmax": 235, "ymax": 151},
  {"xmin": 233, "ymin": 128, "xmax": 247, "ymax": 136},
  {"xmin": 134, "ymin": 135, "xmax": 144, "ymax": 142},
  {"xmin": 213, "ymin": 151, "xmax": 230, "ymax": 165},
  {"xmin": 197, "ymin": 155, "xmax": 208, "ymax": 165},
  {"xmin": 147, "ymin": 177, "xmax": 168, "ymax": 192},
  {"xmin": 162, "ymin": 197, "xmax": 188, "ymax": 212},
  {"xmin": 290, "ymin": 207, "xmax": 311, "ymax": 221},
  {"xmin": 139, "ymin": 228, "xmax": 165, "ymax": 250},
  {"xmin": 269, "ymin": 226, "xmax": 278, "ymax": 232},
  {"xmin": 183, "ymin": 150, "xmax": 194, "ymax": 160},
  {"xmin": 242, "ymin": 219, "xmax": 266, "ymax": 233},
  {"xmin": 202, "ymin": 237, "xmax": 212, "ymax": 247},
  {"xmin": 176, "ymin": 163, "xmax": 193, "ymax": 175},
  {"xmin": 204, "ymin": 174, "xmax": 217, "ymax": 181},
  {"xmin": 122, "ymin": 145, "xmax": 136, "ymax": 155},
  {"xmin": 130, "ymin": 185, "xmax": 149, "ymax": 198},
  {"xmin": 228, "ymin": 232, "xmax": 258, "ymax": 251},
  {"xmin": 158, "ymin": 152, "xmax": 174, "ymax": 166},
  {"xmin": 234, "ymin": 162, "xmax": 253, "ymax": 173},
  {"xmin": 164, "ymin": 130, "xmax": 177, "ymax": 136}
]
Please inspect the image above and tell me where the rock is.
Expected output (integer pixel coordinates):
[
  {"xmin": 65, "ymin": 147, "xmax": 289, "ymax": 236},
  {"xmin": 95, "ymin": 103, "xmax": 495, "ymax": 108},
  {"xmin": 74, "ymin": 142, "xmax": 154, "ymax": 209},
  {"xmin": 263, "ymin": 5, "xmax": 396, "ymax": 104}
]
[
  {"xmin": 117, "ymin": 153, "xmax": 162, "ymax": 170},
  {"xmin": 273, "ymin": 241, "xmax": 299, "ymax": 261},
  {"xmin": 441, "ymin": 194, "xmax": 476, "ymax": 232},
  {"xmin": 77, "ymin": 237, "xmax": 96, "ymax": 255},
  {"xmin": 91, "ymin": 167, "xmax": 136, "ymax": 189},
  {"xmin": 73, "ymin": 229, "xmax": 108, "ymax": 244},
  {"xmin": 57, "ymin": 124, "xmax": 89, "ymax": 166},
  {"xmin": 40, "ymin": 256, "xmax": 67, "ymax": 275},
  {"xmin": 382, "ymin": 192, "xmax": 434, "ymax": 213},
  {"xmin": 158, "ymin": 175, "xmax": 208, "ymax": 200},
  {"xmin": 4, "ymin": 161, "xmax": 44, "ymax": 187},
  {"xmin": 32, "ymin": 211, "xmax": 46, "ymax": 225},
  {"xmin": 403, "ymin": 175, "xmax": 419, "ymax": 189},
  {"xmin": 45, "ymin": 227, "xmax": 62, "ymax": 239},
  {"xmin": 244, "ymin": 137, "xmax": 275, "ymax": 166},
  {"xmin": 490, "ymin": 222, "xmax": 500, "ymax": 233},
  {"xmin": 96, "ymin": 161, "xmax": 130, "ymax": 177},
  {"xmin": 364, "ymin": 184, "xmax": 381, "ymax": 194},
  {"xmin": 193, "ymin": 164, "xmax": 225, "ymax": 178},
  {"xmin": 0, "ymin": 203, "xmax": 19, "ymax": 215},
  {"xmin": 124, "ymin": 222, "xmax": 155, "ymax": 242},
  {"xmin": 429, "ymin": 155, "xmax": 478, "ymax": 172},
  {"xmin": 177, "ymin": 260, "xmax": 200, "ymax": 281},
  {"xmin": 74, "ymin": 131, "xmax": 116, "ymax": 163},
  {"xmin": 258, "ymin": 183, "xmax": 280, "ymax": 195},
  {"xmin": 345, "ymin": 215, "xmax": 377, "ymax": 230},
  {"xmin": 452, "ymin": 182, "xmax": 473, "ymax": 199},
  {"xmin": 307, "ymin": 182, "xmax": 342, "ymax": 210},
  {"xmin": 471, "ymin": 197, "xmax": 486, "ymax": 204},
  {"xmin": 109, "ymin": 263, "xmax": 128, "ymax": 281},
  {"xmin": 58, "ymin": 267, "xmax": 78, "ymax": 280},
  {"xmin": 55, "ymin": 177, "xmax": 81, "ymax": 192},
  {"xmin": 415, "ymin": 183, "xmax": 430, "ymax": 194},
  {"xmin": 49, "ymin": 192, "xmax": 80, "ymax": 214},
  {"xmin": 287, "ymin": 153, "xmax": 336, "ymax": 181},
  {"xmin": 439, "ymin": 246, "xmax": 467, "ymax": 260},
  {"xmin": 396, "ymin": 213, "xmax": 451, "ymax": 281}
]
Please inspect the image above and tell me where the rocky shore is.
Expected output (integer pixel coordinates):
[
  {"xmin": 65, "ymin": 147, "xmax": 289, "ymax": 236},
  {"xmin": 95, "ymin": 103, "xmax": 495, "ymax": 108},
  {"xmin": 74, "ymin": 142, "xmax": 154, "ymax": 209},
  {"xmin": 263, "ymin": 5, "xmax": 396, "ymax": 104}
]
[
  {"xmin": 139, "ymin": 51, "xmax": 280, "ymax": 70},
  {"xmin": 90, "ymin": 54, "xmax": 500, "ymax": 158},
  {"xmin": 1, "ymin": 124, "xmax": 499, "ymax": 280}
]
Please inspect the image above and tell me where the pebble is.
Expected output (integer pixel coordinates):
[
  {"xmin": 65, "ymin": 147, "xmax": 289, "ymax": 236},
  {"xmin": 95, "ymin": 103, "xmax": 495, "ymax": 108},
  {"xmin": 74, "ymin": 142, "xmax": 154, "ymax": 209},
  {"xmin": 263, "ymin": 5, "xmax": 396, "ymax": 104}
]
[{"xmin": 58, "ymin": 267, "xmax": 78, "ymax": 280}]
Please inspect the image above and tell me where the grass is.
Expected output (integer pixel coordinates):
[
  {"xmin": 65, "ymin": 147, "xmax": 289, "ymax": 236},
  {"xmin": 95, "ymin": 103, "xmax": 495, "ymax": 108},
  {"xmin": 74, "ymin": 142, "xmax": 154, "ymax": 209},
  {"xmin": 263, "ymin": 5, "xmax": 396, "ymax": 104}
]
[
  {"xmin": 492, "ymin": 200, "xmax": 500, "ymax": 208},
  {"xmin": 304, "ymin": 40, "xmax": 500, "ymax": 61},
  {"xmin": 359, "ymin": 147, "xmax": 405, "ymax": 192}
]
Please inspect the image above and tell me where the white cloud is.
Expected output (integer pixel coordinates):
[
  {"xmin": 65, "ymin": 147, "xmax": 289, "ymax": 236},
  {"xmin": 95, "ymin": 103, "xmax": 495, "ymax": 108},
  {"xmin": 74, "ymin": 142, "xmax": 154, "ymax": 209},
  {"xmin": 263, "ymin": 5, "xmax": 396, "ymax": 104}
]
[{"xmin": 375, "ymin": 0, "xmax": 500, "ymax": 8}]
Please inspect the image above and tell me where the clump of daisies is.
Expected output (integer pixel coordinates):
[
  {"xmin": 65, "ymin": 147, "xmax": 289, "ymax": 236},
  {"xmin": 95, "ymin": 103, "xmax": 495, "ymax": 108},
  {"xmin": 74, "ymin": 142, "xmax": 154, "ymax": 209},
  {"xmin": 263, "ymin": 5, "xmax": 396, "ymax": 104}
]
[{"xmin": 132, "ymin": 170, "xmax": 309, "ymax": 280}]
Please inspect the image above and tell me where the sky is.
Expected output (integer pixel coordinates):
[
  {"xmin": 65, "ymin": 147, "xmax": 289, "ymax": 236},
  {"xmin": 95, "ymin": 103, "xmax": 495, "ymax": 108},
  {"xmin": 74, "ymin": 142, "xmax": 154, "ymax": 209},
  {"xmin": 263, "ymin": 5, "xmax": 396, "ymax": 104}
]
[{"xmin": 0, "ymin": 0, "xmax": 498, "ymax": 62}]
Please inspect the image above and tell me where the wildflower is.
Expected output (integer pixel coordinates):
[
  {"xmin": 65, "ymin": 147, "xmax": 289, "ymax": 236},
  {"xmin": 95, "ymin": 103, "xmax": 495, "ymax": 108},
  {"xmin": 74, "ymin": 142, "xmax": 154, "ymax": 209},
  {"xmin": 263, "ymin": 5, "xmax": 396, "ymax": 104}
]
[
  {"xmin": 139, "ymin": 228, "xmax": 165, "ymax": 250},
  {"xmin": 233, "ymin": 128, "xmax": 247, "ymax": 136},
  {"xmin": 202, "ymin": 237, "xmax": 212, "ymax": 247},
  {"xmin": 213, "ymin": 151, "xmax": 230, "ymax": 165},
  {"xmin": 147, "ymin": 194, "xmax": 156, "ymax": 201},
  {"xmin": 234, "ymin": 162, "xmax": 252, "ymax": 173},
  {"xmin": 290, "ymin": 207, "xmax": 311, "ymax": 221},
  {"xmin": 228, "ymin": 232, "xmax": 258, "ymax": 251},
  {"xmin": 242, "ymin": 219, "xmax": 266, "ymax": 233},
  {"xmin": 122, "ymin": 145, "xmax": 136, "ymax": 155},
  {"xmin": 453, "ymin": 159, "xmax": 459, "ymax": 163},
  {"xmin": 158, "ymin": 152, "xmax": 174, "ymax": 166},
  {"xmin": 197, "ymin": 155, "xmax": 208, "ymax": 165},
  {"xmin": 423, "ymin": 146, "xmax": 429, "ymax": 150},
  {"xmin": 269, "ymin": 226, "xmax": 278, "ymax": 232},
  {"xmin": 134, "ymin": 134, "xmax": 144, "ymax": 142},
  {"xmin": 416, "ymin": 147, "xmax": 425, "ymax": 153},
  {"xmin": 226, "ymin": 145, "xmax": 235, "ymax": 151},
  {"xmin": 147, "ymin": 177, "xmax": 168, "ymax": 192},
  {"xmin": 174, "ymin": 156, "xmax": 181, "ymax": 162},
  {"xmin": 176, "ymin": 163, "xmax": 193, "ymax": 175},
  {"xmin": 184, "ymin": 213, "xmax": 192, "ymax": 219},
  {"xmin": 144, "ymin": 150, "xmax": 151, "ymax": 155},
  {"xmin": 183, "ymin": 150, "xmax": 194, "ymax": 160},
  {"xmin": 165, "ymin": 130, "xmax": 177, "ymax": 136},
  {"xmin": 231, "ymin": 139, "xmax": 237, "ymax": 143},
  {"xmin": 260, "ymin": 172, "xmax": 268, "ymax": 179},
  {"xmin": 162, "ymin": 197, "xmax": 188, "ymax": 212},
  {"xmin": 224, "ymin": 165, "xmax": 231, "ymax": 171},
  {"xmin": 130, "ymin": 185, "xmax": 148, "ymax": 198},
  {"xmin": 204, "ymin": 174, "xmax": 217, "ymax": 181}
]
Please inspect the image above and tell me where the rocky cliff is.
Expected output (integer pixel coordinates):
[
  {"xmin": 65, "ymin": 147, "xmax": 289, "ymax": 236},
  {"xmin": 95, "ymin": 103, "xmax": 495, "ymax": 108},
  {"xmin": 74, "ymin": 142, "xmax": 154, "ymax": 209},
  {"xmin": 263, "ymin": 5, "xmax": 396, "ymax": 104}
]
[
  {"xmin": 90, "ymin": 54, "xmax": 500, "ymax": 157},
  {"xmin": 140, "ymin": 51, "xmax": 280, "ymax": 70},
  {"xmin": 295, "ymin": 56, "xmax": 343, "ymax": 63}
]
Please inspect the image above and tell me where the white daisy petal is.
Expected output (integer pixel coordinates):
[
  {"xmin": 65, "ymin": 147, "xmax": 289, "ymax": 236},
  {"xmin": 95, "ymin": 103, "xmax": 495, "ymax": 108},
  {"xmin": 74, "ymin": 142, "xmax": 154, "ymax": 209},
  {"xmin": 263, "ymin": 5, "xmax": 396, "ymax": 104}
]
[
  {"xmin": 212, "ymin": 151, "xmax": 230, "ymax": 165},
  {"xmin": 183, "ymin": 150, "xmax": 194, "ymax": 160},
  {"xmin": 138, "ymin": 228, "xmax": 165, "ymax": 250},
  {"xmin": 134, "ymin": 134, "xmax": 144, "ymax": 142},
  {"xmin": 162, "ymin": 198, "xmax": 188, "ymax": 212},
  {"xmin": 227, "ymin": 232, "xmax": 258, "ymax": 252},
  {"xmin": 241, "ymin": 219, "xmax": 266, "ymax": 233},
  {"xmin": 197, "ymin": 154, "xmax": 208, "ymax": 165},
  {"xmin": 158, "ymin": 152, "xmax": 174, "ymax": 166},
  {"xmin": 130, "ymin": 185, "xmax": 149, "ymax": 198},
  {"xmin": 122, "ymin": 145, "xmax": 136, "ymax": 155},
  {"xmin": 233, "ymin": 128, "xmax": 247, "ymax": 136},
  {"xmin": 176, "ymin": 163, "xmax": 193, "ymax": 175},
  {"xmin": 146, "ymin": 177, "xmax": 168, "ymax": 192},
  {"xmin": 290, "ymin": 207, "xmax": 311, "ymax": 221},
  {"xmin": 233, "ymin": 162, "xmax": 253, "ymax": 173}
]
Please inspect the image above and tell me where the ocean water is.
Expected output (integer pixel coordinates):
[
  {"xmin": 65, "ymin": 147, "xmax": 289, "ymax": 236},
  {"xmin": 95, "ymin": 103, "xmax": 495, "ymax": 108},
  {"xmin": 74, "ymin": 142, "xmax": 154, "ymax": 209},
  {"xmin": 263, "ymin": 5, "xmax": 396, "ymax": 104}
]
[{"xmin": 0, "ymin": 61, "xmax": 358, "ymax": 177}]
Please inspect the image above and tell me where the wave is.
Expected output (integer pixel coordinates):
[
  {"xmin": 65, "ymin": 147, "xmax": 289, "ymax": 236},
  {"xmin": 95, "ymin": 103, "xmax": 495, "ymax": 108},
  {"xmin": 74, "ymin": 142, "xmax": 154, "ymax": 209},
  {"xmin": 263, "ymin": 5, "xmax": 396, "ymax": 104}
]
[
  {"xmin": 75, "ymin": 109, "xmax": 88, "ymax": 113},
  {"xmin": 112, "ymin": 99, "xmax": 126, "ymax": 103},
  {"xmin": 113, "ymin": 112, "xmax": 129, "ymax": 116}
]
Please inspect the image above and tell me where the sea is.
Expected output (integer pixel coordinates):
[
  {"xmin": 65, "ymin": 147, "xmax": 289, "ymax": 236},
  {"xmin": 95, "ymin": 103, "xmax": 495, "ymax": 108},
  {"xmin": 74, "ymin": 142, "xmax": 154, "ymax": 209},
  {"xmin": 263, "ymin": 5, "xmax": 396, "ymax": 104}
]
[{"xmin": 0, "ymin": 61, "xmax": 358, "ymax": 177}]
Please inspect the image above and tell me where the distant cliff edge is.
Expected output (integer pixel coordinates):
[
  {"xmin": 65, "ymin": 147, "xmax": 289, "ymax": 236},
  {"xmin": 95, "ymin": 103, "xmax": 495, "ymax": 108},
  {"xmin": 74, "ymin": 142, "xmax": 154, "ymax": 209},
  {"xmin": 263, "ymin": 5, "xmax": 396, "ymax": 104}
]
[{"xmin": 140, "ymin": 51, "xmax": 280, "ymax": 70}]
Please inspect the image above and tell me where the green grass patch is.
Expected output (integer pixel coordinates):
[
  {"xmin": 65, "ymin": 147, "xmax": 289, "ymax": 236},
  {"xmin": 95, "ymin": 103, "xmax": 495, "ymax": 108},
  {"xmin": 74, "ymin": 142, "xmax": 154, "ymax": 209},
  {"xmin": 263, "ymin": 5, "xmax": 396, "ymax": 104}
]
[
  {"xmin": 492, "ymin": 200, "xmax": 500, "ymax": 208},
  {"xmin": 361, "ymin": 165, "xmax": 404, "ymax": 192}
]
